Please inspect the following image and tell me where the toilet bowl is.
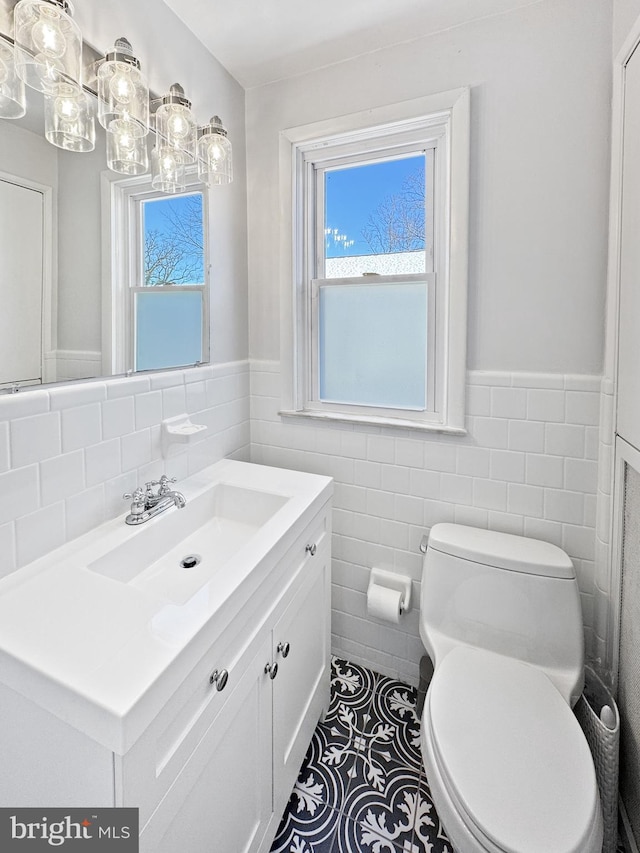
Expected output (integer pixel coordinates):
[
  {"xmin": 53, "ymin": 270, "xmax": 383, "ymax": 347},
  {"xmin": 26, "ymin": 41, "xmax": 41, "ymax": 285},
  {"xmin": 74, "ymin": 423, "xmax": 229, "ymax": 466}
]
[{"xmin": 419, "ymin": 524, "xmax": 603, "ymax": 853}]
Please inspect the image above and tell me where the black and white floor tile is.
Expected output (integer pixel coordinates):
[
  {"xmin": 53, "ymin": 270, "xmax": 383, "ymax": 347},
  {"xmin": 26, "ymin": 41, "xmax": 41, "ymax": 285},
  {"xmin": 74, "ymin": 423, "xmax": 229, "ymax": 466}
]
[{"xmin": 270, "ymin": 657, "xmax": 452, "ymax": 853}]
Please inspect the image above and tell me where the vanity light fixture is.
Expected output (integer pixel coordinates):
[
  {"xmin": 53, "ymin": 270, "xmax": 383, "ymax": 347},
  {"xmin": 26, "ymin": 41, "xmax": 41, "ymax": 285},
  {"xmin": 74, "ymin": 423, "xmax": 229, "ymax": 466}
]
[
  {"xmin": 155, "ymin": 83, "xmax": 196, "ymax": 165},
  {"xmin": 151, "ymin": 145, "xmax": 186, "ymax": 193},
  {"xmin": 197, "ymin": 115, "xmax": 233, "ymax": 186},
  {"xmin": 2, "ymin": 9, "xmax": 233, "ymax": 192},
  {"xmin": 44, "ymin": 78, "xmax": 94, "ymax": 151},
  {"xmin": 97, "ymin": 37, "xmax": 149, "ymax": 137},
  {"xmin": 0, "ymin": 36, "xmax": 26, "ymax": 118},
  {"xmin": 13, "ymin": 0, "xmax": 82, "ymax": 93}
]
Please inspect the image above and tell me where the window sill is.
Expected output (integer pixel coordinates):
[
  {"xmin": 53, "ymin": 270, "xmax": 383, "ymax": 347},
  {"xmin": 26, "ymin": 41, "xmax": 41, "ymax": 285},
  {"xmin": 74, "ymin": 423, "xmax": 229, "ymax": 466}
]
[{"xmin": 278, "ymin": 409, "xmax": 467, "ymax": 435}]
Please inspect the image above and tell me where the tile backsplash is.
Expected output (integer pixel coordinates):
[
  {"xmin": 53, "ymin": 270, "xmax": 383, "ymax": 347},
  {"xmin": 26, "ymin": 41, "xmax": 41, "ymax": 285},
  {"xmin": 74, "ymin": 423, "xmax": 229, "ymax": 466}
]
[
  {"xmin": 251, "ymin": 362, "xmax": 601, "ymax": 684},
  {"xmin": 0, "ymin": 359, "xmax": 602, "ymax": 688},
  {"xmin": 0, "ymin": 361, "xmax": 250, "ymax": 579}
]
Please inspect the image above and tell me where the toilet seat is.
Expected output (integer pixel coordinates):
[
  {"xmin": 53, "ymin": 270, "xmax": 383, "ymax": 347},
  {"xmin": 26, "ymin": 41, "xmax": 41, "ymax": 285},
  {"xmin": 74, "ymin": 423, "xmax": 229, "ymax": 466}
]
[{"xmin": 425, "ymin": 646, "xmax": 602, "ymax": 853}]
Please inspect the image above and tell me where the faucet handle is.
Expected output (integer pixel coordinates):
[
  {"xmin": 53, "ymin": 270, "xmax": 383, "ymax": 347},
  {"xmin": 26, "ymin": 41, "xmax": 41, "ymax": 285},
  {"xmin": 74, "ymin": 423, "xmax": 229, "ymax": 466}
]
[
  {"xmin": 158, "ymin": 475, "xmax": 177, "ymax": 495},
  {"xmin": 123, "ymin": 487, "xmax": 145, "ymax": 509}
]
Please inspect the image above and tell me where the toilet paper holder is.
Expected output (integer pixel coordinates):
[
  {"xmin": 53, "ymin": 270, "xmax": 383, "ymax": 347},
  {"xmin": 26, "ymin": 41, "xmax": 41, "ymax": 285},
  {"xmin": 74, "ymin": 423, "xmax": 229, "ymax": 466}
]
[{"xmin": 368, "ymin": 567, "xmax": 412, "ymax": 614}]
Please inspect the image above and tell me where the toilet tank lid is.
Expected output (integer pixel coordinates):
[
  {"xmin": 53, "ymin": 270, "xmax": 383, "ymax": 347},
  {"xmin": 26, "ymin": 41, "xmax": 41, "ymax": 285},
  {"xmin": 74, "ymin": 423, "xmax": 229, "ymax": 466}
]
[{"xmin": 428, "ymin": 524, "xmax": 575, "ymax": 579}]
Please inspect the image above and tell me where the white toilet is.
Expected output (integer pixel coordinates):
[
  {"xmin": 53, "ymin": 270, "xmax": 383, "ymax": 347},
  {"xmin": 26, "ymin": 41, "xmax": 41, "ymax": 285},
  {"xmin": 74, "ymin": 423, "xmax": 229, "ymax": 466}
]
[{"xmin": 419, "ymin": 523, "xmax": 603, "ymax": 853}]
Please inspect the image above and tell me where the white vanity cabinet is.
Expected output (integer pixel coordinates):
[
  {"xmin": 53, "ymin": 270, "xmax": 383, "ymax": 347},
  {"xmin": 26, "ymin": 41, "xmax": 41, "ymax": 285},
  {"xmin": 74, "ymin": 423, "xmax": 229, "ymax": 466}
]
[
  {"xmin": 0, "ymin": 461, "xmax": 332, "ymax": 853},
  {"xmin": 135, "ymin": 508, "xmax": 331, "ymax": 853}
]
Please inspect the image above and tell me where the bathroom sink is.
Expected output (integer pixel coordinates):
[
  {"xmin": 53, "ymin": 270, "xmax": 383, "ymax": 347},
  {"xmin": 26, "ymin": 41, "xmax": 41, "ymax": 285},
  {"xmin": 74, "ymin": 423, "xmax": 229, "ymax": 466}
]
[
  {"xmin": 88, "ymin": 483, "xmax": 288, "ymax": 605},
  {"xmin": 0, "ymin": 459, "xmax": 332, "ymax": 754}
]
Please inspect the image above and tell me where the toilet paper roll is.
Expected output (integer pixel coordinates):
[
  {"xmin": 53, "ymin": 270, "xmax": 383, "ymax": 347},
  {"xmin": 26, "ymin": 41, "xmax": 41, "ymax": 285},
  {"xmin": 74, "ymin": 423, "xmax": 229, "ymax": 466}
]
[{"xmin": 367, "ymin": 583, "xmax": 403, "ymax": 624}]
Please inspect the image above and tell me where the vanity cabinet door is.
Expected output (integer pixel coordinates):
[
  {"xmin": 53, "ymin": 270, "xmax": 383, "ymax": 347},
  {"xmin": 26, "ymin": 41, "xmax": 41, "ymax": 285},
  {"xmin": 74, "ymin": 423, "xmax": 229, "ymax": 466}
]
[
  {"xmin": 271, "ymin": 539, "xmax": 331, "ymax": 820},
  {"xmin": 142, "ymin": 633, "xmax": 273, "ymax": 853}
]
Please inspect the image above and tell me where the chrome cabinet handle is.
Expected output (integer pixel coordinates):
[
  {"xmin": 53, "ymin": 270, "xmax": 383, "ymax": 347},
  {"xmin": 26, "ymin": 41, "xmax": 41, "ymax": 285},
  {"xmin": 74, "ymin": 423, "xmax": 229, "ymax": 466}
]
[
  {"xmin": 209, "ymin": 668, "xmax": 229, "ymax": 691},
  {"xmin": 264, "ymin": 661, "xmax": 278, "ymax": 680},
  {"xmin": 277, "ymin": 641, "xmax": 290, "ymax": 658},
  {"xmin": 305, "ymin": 543, "xmax": 317, "ymax": 556}
]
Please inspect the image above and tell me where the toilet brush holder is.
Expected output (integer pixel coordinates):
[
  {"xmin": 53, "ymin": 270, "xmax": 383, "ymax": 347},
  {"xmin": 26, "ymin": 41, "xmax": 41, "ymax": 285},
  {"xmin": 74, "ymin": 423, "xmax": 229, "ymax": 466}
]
[{"xmin": 574, "ymin": 665, "xmax": 620, "ymax": 853}]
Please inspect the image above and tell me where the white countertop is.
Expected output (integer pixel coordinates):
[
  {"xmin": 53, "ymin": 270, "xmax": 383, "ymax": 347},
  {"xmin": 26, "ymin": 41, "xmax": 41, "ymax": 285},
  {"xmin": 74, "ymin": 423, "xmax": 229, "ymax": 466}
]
[{"xmin": 0, "ymin": 460, "xmax": 332, "ymax": 754}]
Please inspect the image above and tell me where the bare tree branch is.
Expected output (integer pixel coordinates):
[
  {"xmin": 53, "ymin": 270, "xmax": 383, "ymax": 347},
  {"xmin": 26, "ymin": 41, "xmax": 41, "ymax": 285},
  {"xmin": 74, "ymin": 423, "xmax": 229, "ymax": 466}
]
[
  {"xmin": 143, "ymin": 195, "xmax": 204, "ymax": 286},
  {"xmin": 362, "ymin": 170, "xmax": 426, "ymax": 254}
]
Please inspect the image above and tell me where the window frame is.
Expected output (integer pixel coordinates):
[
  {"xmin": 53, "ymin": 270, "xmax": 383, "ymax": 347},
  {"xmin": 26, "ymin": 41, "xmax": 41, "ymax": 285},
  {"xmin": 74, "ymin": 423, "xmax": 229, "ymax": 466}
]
[
  {"xmin": 103, "ymin": 171, "xmax": 211, "ymax": 375},
  {"xmin": 279, "ymin": 88, "xmax": 470, "ymax": 433}
]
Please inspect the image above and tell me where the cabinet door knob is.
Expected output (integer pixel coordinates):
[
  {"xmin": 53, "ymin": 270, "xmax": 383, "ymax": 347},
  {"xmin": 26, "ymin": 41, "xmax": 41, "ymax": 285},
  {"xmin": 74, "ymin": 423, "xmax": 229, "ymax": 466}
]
[
  {"xmin": 305, "ymin": 543, "xmax": 317, "ymax": 556},
  {"xmin": 209, "ymin": 668, "xmax": 229, "ymax": 691},
  {"xmin": 277, "ymin": 641, "xmax": 290, "ymax": 658},
  {"xmin": 264, "ymin": 661, "xmax": 278, "ymax": 680}
]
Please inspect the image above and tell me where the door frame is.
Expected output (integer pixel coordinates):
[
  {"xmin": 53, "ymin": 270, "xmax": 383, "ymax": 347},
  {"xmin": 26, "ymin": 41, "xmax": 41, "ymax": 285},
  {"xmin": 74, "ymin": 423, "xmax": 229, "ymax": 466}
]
[{"xmin": 0, "ymin": 170, "xmax": 55, "ymax": 387}]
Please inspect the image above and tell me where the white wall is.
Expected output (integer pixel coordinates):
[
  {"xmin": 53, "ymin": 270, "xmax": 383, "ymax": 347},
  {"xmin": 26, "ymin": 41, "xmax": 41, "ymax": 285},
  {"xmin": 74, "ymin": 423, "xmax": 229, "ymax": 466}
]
[
  {"xmin": 246, "ymin": 0, "xmax": 613, "ymax": 682},
  {"xmin": 246, "ymin": 0, "xmax": 611, "ymax": 375},
  {"xmin": 614, "ymin": 0, "xmax": 640, "ymax": 56},
  {"xmin": 57, "ymin": 143, "xmax": 104, "ymax": 357}
]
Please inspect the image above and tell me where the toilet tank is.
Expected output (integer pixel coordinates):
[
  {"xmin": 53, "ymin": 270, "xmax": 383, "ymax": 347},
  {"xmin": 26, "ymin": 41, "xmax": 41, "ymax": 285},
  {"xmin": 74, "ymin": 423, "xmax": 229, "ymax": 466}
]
[{"xmin": 420, "ymin": 524, "xmax": 585, "ymax": 705}]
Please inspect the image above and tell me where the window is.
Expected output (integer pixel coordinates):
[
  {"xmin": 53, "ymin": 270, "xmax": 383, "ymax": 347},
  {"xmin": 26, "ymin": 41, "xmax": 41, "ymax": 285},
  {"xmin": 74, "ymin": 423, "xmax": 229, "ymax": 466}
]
[
  {"xmin": 281, "ymin": 89, "xmax": 470, "ymax": 432},
  {"xmin": 105, "ymin": 174, "xmax": 210, "ymax": 374}
]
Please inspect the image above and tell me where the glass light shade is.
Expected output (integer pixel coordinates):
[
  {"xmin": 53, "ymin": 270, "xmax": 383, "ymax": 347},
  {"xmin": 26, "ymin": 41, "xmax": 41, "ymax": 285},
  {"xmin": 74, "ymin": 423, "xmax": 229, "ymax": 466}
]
[
  {"xmin": 44, "ymin": 80, "xmax": 95, "ymax": 151},
  {"xmin": 107, "ymin": 122, "xmax": 148, "ymax": 175},
  {"xmin": 151, "ymin": 145, "xmax": 186, "ymax": 193},
  {"xmin": 0, "ymin": 38, "xmax": 26, "ymax": 118},
  {"xmin": 155, "ymin": 84, "xmax": 196, "ymax": 164},
  {"xmin": 13, "ymin": 0, "xmax": 82, "ymax": 93},
  {"xmin": 197, "ymin": 116, "xmax": 232, "ymax": 186},
  {"xmin": 97, "ymin": 38, "xmax": 149, "ymax": 136}
]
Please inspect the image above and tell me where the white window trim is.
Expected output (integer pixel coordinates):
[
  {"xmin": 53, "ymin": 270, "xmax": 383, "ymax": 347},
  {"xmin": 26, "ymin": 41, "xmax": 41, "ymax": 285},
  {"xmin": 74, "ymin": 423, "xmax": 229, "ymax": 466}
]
[
  {"xmin": 102, "ymin": 170, "xmax": 211, "ymax": 376},
  {"xmin": 278, "ymin": 88, "xmax": 470, "ymax": 434}
]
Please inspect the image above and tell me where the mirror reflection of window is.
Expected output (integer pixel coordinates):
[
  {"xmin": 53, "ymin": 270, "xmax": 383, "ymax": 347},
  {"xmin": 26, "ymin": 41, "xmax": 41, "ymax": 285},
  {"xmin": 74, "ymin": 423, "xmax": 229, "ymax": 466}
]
[{"xmin": 132, "ymin": 190, "xmax": 208, "ymax": 372}]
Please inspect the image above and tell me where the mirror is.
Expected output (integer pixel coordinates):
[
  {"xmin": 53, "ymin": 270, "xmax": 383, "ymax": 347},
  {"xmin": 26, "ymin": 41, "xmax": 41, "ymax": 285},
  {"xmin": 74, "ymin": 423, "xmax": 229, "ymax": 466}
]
[{"xmin": 0, "ymin": 73, "xmax": 213, "ymax": 392}]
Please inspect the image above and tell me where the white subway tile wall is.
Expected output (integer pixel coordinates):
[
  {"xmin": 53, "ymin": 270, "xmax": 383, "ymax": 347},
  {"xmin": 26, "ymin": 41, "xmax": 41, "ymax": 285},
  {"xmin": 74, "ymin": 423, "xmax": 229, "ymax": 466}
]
[
  {"xmin": 251, "ymin": 362, "xmax": 602, "ymax": 685},
  {"xmin": 0, "ymin": 362, "xmax": 250, "ymax": 578},
  {"xmin": 0, "ymin": 360, "xmax": 605, "ymax": 688}
]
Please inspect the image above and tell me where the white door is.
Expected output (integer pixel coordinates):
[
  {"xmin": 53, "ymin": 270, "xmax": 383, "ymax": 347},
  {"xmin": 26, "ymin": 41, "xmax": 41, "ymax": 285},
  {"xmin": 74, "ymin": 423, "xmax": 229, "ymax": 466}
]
[
  {"xmin": 0, "ymin": 178, "xmax": 44, "ymax": 387},
  {"xmin": 617, "ymin": 44, "xmax": 640, "ymax": 450}
]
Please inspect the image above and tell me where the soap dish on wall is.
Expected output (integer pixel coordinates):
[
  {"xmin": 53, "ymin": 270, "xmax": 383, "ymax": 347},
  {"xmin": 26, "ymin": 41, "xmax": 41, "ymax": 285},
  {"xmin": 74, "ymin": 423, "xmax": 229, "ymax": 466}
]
[{"xmin": 161, "ymin": 414, "xmax": 208, "ymax": 458}]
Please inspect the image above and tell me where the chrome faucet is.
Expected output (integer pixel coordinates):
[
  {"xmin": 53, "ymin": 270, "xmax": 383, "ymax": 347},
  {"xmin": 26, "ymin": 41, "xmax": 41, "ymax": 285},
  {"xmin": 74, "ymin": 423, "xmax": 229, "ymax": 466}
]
[{"xmin": 123, "ymin": 475, "xmax": 186, "ymax": 525}]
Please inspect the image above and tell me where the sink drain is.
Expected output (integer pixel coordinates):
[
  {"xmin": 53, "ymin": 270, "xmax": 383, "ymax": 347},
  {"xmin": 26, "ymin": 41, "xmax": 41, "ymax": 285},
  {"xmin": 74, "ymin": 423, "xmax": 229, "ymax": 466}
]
[{"xmin": 180, "ymin": 554, "xmax": 201, "ymax": 569}]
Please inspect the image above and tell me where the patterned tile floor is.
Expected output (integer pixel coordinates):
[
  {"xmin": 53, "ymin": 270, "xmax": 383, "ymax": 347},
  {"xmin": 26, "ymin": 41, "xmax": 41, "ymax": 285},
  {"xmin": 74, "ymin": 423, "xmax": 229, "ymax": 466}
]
[{"xmin": 270, "ymin": 657, "xmax": 452, "ymax": 853}]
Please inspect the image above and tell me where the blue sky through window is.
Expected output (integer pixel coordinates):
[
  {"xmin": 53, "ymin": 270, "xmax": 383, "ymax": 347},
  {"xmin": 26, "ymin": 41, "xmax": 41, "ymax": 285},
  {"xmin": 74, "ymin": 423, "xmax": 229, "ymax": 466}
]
[
  {"xmin": 142, "ymin": 193, "xmax": 204, "ymax": 286},
  {"xmin": 325, "ymin": 155, "xmax": 425, "ymax": 258}
]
